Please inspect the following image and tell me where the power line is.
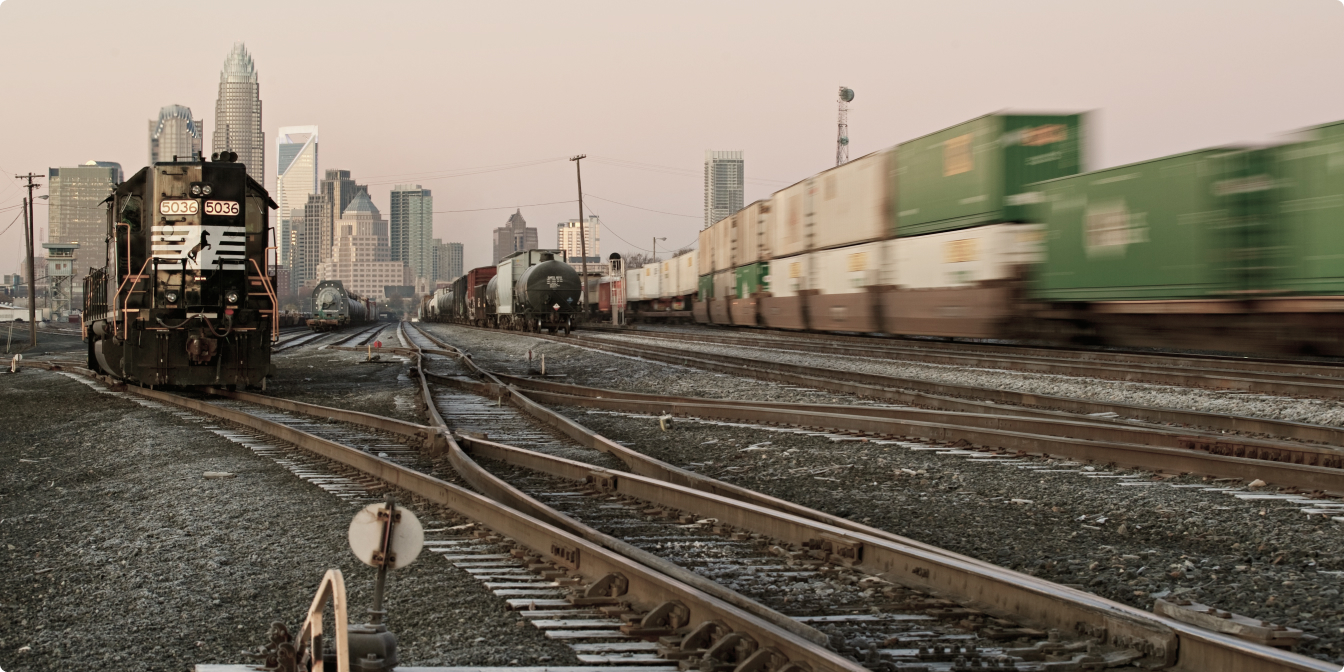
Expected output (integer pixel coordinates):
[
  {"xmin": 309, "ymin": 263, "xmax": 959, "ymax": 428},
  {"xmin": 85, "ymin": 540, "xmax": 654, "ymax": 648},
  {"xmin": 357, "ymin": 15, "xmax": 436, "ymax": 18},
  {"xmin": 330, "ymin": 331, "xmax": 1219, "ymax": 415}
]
[
  {"xmin": 432, "ymin": 199, "xmax": 575, "ymax": 215},
  {"xmin": 589, "ymin": 155, "xmax": 790, "ymax": 186},
  {"xmin": 583, "ymin": 192, "xmax": 698, "ymax": 218},
  {"xmin": 362, "ymin": 157, "xmax": 569, "ymax": 186},
  {"xmin": 580, "ymin": 200, "xmax": 698, "ymax": 255}
]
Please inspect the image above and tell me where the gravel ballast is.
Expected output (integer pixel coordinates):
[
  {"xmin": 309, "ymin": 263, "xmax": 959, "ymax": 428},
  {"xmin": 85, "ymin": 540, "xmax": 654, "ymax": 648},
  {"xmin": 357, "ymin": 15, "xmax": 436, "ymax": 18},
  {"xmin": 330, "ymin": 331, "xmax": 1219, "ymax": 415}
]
[
  {"xmin": 0, "ymin": 367, "xmax": 576, "ymax": 671},
  {"xmin": 416, "ymin": 322, "xmax": 1344, "ymax": 665}
]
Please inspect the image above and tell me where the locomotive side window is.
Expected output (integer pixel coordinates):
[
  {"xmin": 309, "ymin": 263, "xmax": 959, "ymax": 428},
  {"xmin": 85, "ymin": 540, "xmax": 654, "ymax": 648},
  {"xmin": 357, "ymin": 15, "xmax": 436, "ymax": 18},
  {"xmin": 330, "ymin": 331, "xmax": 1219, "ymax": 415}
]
[{"xmin": 120, "ymin": 194, "xmax": 143, "ymax": 232}]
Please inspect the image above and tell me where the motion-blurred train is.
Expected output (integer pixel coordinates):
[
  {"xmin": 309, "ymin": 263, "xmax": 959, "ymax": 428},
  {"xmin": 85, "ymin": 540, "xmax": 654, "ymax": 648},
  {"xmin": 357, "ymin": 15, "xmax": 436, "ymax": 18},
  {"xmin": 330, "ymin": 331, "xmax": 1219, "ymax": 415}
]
[
  {"xmin": 308, "ymin": 280, "xmax": 374, "ymax": 332},
  {"xmin": 82, "ymin": 151, "xmax": 279, "ymax": 388},
  {"xmin": 420, "ymin": 249, "xmax": 582, "ymax": 334},
  {"xmin": 590, "ymin": 112, "xmax": 1344, "ymax": 357}
]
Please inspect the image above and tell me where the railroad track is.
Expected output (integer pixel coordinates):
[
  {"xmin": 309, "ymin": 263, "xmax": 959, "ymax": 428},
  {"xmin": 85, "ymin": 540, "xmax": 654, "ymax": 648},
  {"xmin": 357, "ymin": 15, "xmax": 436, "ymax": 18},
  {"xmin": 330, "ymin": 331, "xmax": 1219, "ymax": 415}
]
[
  {"xmin": 20, "ymin": 329, "xmax": 1335, "ymax": 669},
  {"xmin": 584, "ymin": 323, "xmax": 1344, "ymax": 382},
  {"xmin": 271, "ymin": 329, "xmax": 332, "ymax": 352},
  {"xmin": 476, "ymin": 325, "xmax": 1344, "ymax": 450}
]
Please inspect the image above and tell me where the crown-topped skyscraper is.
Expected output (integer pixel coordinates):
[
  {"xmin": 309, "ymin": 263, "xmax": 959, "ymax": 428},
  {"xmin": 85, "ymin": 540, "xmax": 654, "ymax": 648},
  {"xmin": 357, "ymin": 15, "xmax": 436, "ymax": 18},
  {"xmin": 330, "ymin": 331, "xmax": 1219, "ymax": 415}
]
[{"xmin": 213, "ymin": 42, "xmax": 264, "ymax": 184}]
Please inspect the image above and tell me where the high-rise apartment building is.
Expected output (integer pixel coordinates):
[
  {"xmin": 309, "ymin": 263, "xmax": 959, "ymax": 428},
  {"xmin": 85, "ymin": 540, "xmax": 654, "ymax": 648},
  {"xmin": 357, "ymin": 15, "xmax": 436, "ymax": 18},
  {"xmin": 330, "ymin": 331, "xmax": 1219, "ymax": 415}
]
[
  {"xmin": 213, "ymin": 42, "xmax": 264, "ymax": 184},
  {"xmin": 389, "ymin": 184, "xmax": 433, "ymax": 283},
  {"xmin": 492, "ymin": 209, "xmax": 538, "ymax": 263},
  {"xmin": 314, "ymin": 192, "xmax": 412, "ymax": 302},
  {"xmin": 47, "ymin": 161, "xmax": 122, "ymax": 297},
  {"xmin": 148, "ymin": 105, "xmax": 204, "ymax": 164},
  {"xmin": 436, "ymin": 241, "xmax": 463, "ymax": 282},
  {"xmin": 276, "ymin": 126, "xmax": 319, "ymax": 275},
  {"xmin": 556, "ymin": 216, "xmax": 601, "ymax": 263},
  {"xmin": 704, "ymin": 150, "xmax": 744, "ymax": 228},
  {"xmin": 294, "ymin": 192, "xmax": 331, "ymax": 292}
]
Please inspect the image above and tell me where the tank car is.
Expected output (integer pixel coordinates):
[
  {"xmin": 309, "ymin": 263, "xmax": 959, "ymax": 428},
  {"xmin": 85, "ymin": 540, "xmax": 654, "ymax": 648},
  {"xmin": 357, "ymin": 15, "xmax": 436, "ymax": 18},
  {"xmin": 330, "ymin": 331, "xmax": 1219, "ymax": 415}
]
[
  {"xmin": 82, "ymin": 152, "xmax": 278, "ymax": 388},
  {"xmin": 308, "ymin": 280, "xmax": 369, "ymax": 331},
  {"xmin": 494, "ymin": 252, "xmax": 582, "ymax": 333}
]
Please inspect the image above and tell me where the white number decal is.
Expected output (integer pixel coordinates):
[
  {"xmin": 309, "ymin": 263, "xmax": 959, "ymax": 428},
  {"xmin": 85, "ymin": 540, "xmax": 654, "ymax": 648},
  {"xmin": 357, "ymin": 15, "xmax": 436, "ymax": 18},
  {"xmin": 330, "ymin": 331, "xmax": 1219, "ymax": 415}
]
[
  {"xmin": 159, "ymin": 199, "xmax": 199, "ymax": 215},
  {"xmin": 204, "ymin": 200, "xmax": 240, "ymax": 216}
]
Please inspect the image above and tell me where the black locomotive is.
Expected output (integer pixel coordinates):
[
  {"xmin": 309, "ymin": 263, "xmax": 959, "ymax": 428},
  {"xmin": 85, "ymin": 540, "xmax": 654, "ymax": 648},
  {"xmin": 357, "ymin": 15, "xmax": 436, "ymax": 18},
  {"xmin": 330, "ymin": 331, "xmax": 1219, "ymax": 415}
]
[{"xmin": 83, "ymin": 153, "xmax": 279, "ymax": 388}]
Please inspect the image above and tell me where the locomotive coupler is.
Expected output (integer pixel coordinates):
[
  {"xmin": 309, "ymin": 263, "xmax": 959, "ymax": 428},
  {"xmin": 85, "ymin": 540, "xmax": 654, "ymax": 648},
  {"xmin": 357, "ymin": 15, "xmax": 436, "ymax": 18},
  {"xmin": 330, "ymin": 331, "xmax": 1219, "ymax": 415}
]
[{"xmin": 186, "ymin": 332, "xmax": 218, "ymax": 364}]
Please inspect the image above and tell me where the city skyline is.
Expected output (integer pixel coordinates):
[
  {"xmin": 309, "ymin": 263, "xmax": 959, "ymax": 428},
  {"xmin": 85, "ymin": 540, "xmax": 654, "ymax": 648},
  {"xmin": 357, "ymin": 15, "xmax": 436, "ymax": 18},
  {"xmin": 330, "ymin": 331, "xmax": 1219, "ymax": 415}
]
[{"xmin": 3, "ymin": 1, "xmax": 1343, "ymax": 277}]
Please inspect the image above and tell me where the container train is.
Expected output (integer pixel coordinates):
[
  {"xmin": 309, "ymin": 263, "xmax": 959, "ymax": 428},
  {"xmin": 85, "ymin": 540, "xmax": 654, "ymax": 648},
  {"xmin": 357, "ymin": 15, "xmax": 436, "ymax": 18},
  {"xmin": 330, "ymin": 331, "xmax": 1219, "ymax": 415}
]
[
  {"xmin": 307, "ymin": 280, "xmax": 374, "ymax": 332},
  {"xmin": 82, "ymin": 152, "xmax": 279, "ymax": 388},
  {"xmin": 595, "ymin": 112, "xmax": 1344, "ymax": 357},
  {"xmin": 420, "ymin": 249, "xmax": 582, "ymax": 334}
]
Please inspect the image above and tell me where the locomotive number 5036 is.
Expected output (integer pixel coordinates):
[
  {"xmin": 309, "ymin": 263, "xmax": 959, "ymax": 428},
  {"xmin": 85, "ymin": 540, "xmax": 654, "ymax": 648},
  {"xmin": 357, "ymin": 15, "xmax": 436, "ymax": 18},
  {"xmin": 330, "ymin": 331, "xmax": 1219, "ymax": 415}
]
[{"xmin": 204, "ymin": 200, "xmax": 240, "ymax": 216}]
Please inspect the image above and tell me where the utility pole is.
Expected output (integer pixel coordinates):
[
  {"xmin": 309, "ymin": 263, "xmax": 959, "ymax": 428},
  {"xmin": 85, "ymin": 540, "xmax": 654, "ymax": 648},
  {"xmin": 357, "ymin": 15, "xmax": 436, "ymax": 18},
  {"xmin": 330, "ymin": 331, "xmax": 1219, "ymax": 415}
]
[
  {"xmin": 17, "ymin": 173, "xmax": 42, "ymax": 347},
  {"xmin": 570, "ymin": 155, "xmax": 588, "ymax": 311},
  {"xmin": 652, "ymin": 237, "xmax": 666, "ymax": 264}
]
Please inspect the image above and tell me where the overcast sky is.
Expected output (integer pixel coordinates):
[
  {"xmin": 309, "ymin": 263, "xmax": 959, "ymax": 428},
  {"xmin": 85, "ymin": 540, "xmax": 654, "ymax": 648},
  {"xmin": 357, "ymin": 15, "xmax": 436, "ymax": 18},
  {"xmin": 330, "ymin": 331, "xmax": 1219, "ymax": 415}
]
[{"xmin": 1, "ymin": 0, "xmax": 1342, "ymax": 275}]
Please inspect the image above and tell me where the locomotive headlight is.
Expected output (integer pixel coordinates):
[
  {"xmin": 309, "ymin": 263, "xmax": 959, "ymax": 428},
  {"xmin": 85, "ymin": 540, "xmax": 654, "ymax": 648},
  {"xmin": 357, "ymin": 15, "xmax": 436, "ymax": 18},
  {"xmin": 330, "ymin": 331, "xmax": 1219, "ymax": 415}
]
[
  {"xmin": 165, "ymin": 291, "xmax": 179, "ymax": 304},
  {"xmin": 190, "ymin": 185, "xmax": 202, "ymax": 196},
  {"xmin": 201, "ymin": 184, "xmax": 213, "ymax": 196},
  {"xmin": 225, "ymin": 290, "xmax": 240, "ymax": 304}
]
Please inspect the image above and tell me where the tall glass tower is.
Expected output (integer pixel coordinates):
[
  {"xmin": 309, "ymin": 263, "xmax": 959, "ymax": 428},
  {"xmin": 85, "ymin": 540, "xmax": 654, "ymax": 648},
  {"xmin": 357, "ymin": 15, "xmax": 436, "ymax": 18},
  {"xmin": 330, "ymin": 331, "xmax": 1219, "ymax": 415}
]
[
  {"xmin": 389, "ymin": 184, "xmax": 434, "ymax": 283},
  {"xmin": 148, "ymin": 105, "xmax": 204, "ymax": 164},
  {"xmin": 212, "ymin": 42, "xmax": 264, "ymax": 183},
  {"xmin": 704, "ymin": 150, "xmax": 744, "ymax": 229},
  {"xmin": 276, "ymin": 126, "xmax": 319, "ymax": 274}
]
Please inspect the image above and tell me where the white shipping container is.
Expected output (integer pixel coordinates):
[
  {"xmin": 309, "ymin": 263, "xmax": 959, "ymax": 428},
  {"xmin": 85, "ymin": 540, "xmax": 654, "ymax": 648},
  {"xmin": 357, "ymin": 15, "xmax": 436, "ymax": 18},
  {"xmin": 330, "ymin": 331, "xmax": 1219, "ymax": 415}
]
[
  {"xmin": 769, "ymin": 179, "xmax": 811, "ymax": 259},
  {"xmin": 697, "ymin": 228, "xmax": 713, "ymax": 276},
  {"xmin": 713, "ymin": 215, "xmax": 732, "ymax": 273},
  {"xmin": 810, "ymin": 242, "xmax": 884, "ymax": 295},
  {"xmin": 766, "ymin": 253, "xmax": 808, "ymax": 298},
  {"xmin": 677, "ymin": 251, "xmax": 698, "ymax": 296},
  {"xmin": 625, "ymin": 268, "xmax": 644, "ymax": 301},
  {"xmin": 754, "ymin": 198, "xmax": 775, "ymax": 261},
  {"xmin": 640, "ymin": 264, "xmax": 661, "ymax": 299},
  {"xmin": 495, "ymin": 256, "xmax": 517, "ymax": 314},
  {"xmin": 893, "ymin": 224, "xmax": 1044, "ymax": 289},
  {"xmin": 810, "ymin": 149, "xmax": 893, "ymax": 250},
  {"xmin": 731, "ymin": 200, "xmax": 766, "ymax": 267},
  {"xmin": 660, "ymin": 258, "xmax": 677, "ymax": 299}
]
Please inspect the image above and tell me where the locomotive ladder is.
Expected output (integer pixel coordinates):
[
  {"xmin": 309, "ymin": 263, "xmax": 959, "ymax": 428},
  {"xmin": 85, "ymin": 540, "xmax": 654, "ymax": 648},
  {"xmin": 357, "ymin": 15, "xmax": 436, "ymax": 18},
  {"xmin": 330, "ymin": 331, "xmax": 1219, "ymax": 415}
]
[{"xmin": 248, "ymin": 258, "xmax": 280, "ymax": 342}]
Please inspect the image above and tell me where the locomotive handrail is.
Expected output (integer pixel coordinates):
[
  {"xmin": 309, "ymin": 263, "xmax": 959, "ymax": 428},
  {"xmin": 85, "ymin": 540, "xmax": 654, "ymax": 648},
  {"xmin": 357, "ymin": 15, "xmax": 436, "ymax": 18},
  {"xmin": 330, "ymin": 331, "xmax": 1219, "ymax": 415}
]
[
  {"xmin": 248, "ymin": 258, "xmax": 280, "ymax": 342},
  {"xmin": 117, "ymin": 257, "xmax": 153, "ymax": 341}
]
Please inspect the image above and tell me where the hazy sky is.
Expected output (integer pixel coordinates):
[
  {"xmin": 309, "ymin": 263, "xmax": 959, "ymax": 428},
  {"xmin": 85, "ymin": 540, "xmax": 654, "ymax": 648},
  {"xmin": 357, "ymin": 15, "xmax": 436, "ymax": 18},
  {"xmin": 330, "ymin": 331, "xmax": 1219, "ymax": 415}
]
[{"xmin": 1, "ymin": 0, "xmax": 1342, "ymax": 275}]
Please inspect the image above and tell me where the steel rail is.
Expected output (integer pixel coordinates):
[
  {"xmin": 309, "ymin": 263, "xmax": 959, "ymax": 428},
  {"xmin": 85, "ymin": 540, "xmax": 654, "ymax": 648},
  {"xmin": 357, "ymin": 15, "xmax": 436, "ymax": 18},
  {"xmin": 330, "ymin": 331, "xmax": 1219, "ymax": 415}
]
[
  {"xmin": 585, "ymin": 329, "xmax": 1344, "ymax": 397},
  {"xmin": 583, "ymin": 323, "xmax": 1344, "ymax": 379},
  {"xmin": 486, "ymin": 326, "xmax": 1344, "ymax": 447}
]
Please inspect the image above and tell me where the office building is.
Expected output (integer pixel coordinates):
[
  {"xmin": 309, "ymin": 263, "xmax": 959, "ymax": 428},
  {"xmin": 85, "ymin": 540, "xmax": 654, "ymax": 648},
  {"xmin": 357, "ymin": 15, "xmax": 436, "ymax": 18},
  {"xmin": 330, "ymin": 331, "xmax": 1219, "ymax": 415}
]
[
  {"xmin": 293, "ymin": 193, "xmax": 330, "ymax": 292},
  {"xmin": 314, "ymin": 192, "xmax": 412, "ymax": 302},
  {"xmin": 212, "ymin": 42, "xmax": 264, "ymax": 183},
  {"xmin": 47, "ymin": 161, "xmax": 123, "ymax": 297},
  {"xmin": 704, "ymin": 150, "xmax": 744, "ymax": 228},
  {"xmin": 319, "ymin": 169, "xmax": 362, "ymax": 265},
  {"xmin": 276, "ymin": 126, "xmax": 319, "ymax": 275},
  {"xmin": 436, "ymin": 241, "xmax": 463, "ymax": 282},
  {"xmin": 492, "ymin": 209, "xmax": 538, "ymax": 263},
  {"xmin": 148, "ymin": 105, "xmax": 204, "ymax": 164},
  {"xmin": 389, "ymin": 184, "xmax": 433, "ymax": 283},
  {"xmin": 557, "ymin": 216, "xmax": 601, "ymax": 263}
]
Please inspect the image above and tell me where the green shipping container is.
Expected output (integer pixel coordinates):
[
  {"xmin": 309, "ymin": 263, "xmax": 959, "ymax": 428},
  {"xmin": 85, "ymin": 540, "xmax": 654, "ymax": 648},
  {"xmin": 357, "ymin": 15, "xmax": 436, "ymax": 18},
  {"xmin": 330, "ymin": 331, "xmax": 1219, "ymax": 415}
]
[
  {"xmin": 735, "ymin": 262, "xmax": 768, "ymax": 297},
  {"xmin": 698, "ymin": 273, "xmax": 713, "ymax": 299},
  {"xmin": 1030, "ymin": 147, "xmax": 1275, "ymax": 301},
  {"xmin": 896, "ymin": 112, "xmax": 1085, "ymax": 237},
  {"xmin": 1275, "ymin": 121, "xmax": 1344, "ymax": 294}
]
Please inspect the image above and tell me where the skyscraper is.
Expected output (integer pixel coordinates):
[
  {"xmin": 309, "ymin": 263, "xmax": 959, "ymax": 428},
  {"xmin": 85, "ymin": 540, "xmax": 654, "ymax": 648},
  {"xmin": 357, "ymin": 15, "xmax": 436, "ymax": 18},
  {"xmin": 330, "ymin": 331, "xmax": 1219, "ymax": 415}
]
[
  {"xmin": 556, "ymin": 216, "xmax": 600, "ymax": 263},
  {"xmin": 318, "ymin": 169, "xmax": 362, "ymax": 265},
  {"xmin": 389, "ymin": 184, "xmax": 433, "ymax": 283},
  {"xmin": 276, "ymin": 126, "xmax": 319, "ymax": 275},
  {"xmin": 492, "ymin": 210, "xmax": 538, "ymax": 263},
  {"xmin": 213, "ymin": 42, "xmax": 264, "ymax": 183},
  {"xmin": 704, "ymin": 150, "xmax": 744, "ymax": 228},
  {"xmin": 48, "ymin": 161, "xmax": 122, "ymax": 297},
  {"xmin": 294, "ymin": 192, "xmax": 332, "ymax": 292},
  {"xmin": 436, "ymin": 241, "xmax": 463, "ymax": 282},
  {"xmin": 148, "ymin": 105, "xmax": 204, "ymax": 164}
]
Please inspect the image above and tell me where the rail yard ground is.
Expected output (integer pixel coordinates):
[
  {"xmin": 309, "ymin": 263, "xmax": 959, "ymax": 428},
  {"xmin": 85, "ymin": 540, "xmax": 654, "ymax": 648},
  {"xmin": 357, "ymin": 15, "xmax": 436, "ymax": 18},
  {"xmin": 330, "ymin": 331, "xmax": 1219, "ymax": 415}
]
[{"xmin": 5, "ymin": 322, "xmax": 1344, "ymax": 668}]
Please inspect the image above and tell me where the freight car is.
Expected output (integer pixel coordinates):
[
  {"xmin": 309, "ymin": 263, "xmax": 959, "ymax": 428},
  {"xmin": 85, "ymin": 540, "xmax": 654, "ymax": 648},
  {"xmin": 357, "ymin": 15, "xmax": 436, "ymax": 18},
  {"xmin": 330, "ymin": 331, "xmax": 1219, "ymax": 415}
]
[
  {"xmin": 82, "ymin": 152, "xmax": 279, "ymax": 388},
  {"xmin": 308, "ymin": 280, "xmax": 372, "ymax": 332},
  {"xmin": 687, "ymin": 110, "xmax": 1344, "ymax": 357},
  {"xmin": 420, "ymin": 252, "xmax": 580, "ymax": 333}
]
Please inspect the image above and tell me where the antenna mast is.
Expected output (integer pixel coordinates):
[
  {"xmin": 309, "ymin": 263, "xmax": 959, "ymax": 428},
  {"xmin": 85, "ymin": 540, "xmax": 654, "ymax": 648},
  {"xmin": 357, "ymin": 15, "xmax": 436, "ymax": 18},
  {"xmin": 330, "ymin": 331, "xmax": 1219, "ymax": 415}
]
[{"xmin": 836, "ymin": 86, "xmax": 854, "ymax": 166}]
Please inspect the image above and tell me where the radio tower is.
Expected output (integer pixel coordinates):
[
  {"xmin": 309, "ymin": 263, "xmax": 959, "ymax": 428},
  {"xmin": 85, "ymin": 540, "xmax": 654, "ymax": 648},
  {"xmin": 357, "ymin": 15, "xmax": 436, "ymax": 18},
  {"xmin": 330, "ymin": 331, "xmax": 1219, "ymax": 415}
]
[{"xmin": 836, "ymin": 86, "xmax": 854, "ymax": 166}]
